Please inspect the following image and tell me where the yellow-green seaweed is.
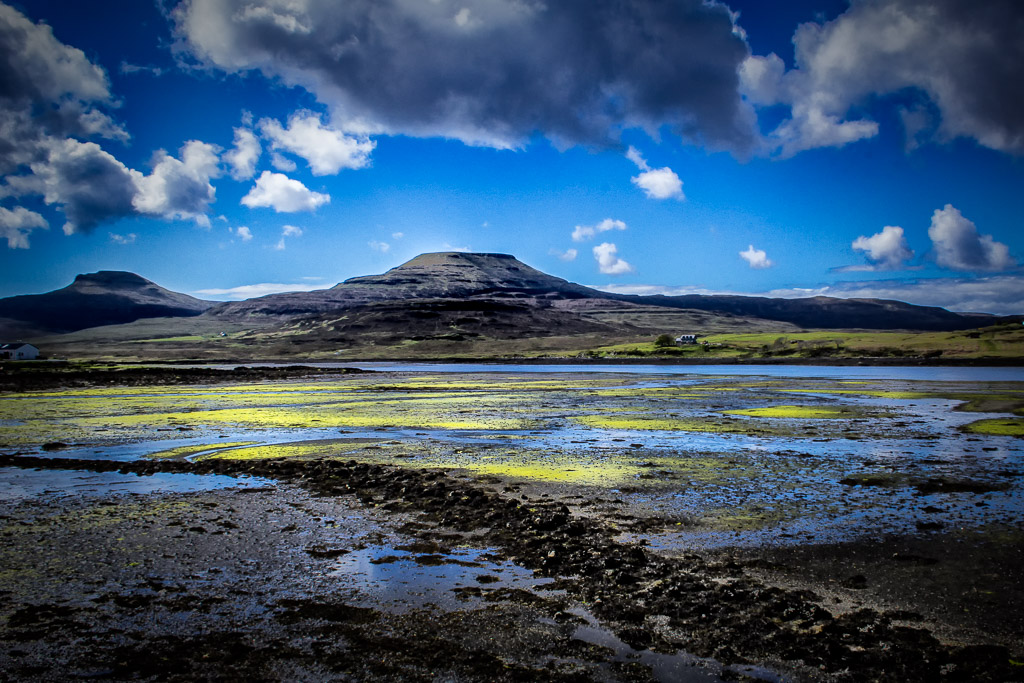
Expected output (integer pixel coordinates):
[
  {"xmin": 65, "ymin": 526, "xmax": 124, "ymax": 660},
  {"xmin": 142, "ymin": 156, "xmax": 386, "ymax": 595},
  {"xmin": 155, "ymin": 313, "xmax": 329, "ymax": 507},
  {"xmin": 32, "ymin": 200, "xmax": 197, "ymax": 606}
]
[
  {"xmin": 962, "ymin": 418, "xmax": 1024, "ymax": 437},
  {"xmin": 723, "ymin": 405, "xmax": 859, "ymax": 419}
]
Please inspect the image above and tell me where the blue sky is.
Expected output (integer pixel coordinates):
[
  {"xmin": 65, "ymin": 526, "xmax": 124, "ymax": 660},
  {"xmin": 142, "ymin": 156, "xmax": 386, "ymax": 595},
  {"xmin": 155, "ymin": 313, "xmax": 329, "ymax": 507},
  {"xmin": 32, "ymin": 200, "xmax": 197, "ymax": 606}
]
[{"xmin": 0, "ymin": 0, "xmax": 1021, "ymax": 314}]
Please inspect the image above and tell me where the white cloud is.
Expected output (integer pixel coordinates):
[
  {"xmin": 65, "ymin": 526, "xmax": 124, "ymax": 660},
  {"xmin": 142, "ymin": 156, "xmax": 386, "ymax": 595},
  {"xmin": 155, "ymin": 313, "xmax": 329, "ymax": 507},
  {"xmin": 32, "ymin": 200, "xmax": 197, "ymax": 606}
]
[
  {"xmin": 771, "ymin": 105, "xmax": 878, "ymax": 159},
  {"xmin": 391, "ymin": 232, "xmax": 404, "ymax": 240},
  {"xmin": 132, "ymin": 140, "xmax": 222, "ymax": 227},
  {"xmin": 454, "ymin": 8, "xmax": 474, "ymax": 29},
  {"xmin": 550, "ymin": 247, "xmax": 577, "ymax": 262},
  {"xmin": 224, "ymin": 127, "xmax": 261, "ymax": 180},
  {"xmin": 241, "ymin": 171, "xmax": 329, "ymax": 212},
  {"xmin": 270, "ymin": 152, "xmax": 296, "ymax": 172},
  {"xmin": 851, "ymin": 225, "xmax": 914, "ymax": 270},
  {"xmin": 739, "ymin": 244, "xmax": 773, "ymax": 269},
  {"xmin": 626, "ymin": 147, "xmax": 684, "ymax": 200},
  {"xmin": 928, "ymin": 204, "xmax": 1015, "ymax": 272},
  {"xmin": 0, "ymin": 206, "xmax": 47, "ymax": 248},
  {"xmin": 119, "ymin": 62, "xmax": 165, "ymax": 77},
  {"xmin": 194, "ymin": 282, "xmax": 325, "ymax": 300},
  {"xmin": 234, "ymin": 225, "xmax": 252, "ymax": 241},
  {"xmin": 109, "ymin": 232, "xmax": 136, "ymax": 245},
  {"xmin": 625, "ymin": 146, "xmax": 648, "ymax": 171},
  {"xmin": 572, "ymin": 218, "xmax": 626, "ymax": 243},
  {"xmin": 274, "ymin": 223, "xmax": 303, "ymax": 250},
  {"xmin": 369, "ymin": 239, "xmax": 390, "ymax": 252},
  {"xmin": 593, "ymin": 242, "xmax": 633, "ymax": 275},
  {"xmin": 632, "ymin": 168, "xmax": 685, "ymax": 200},
  {"xmin": 260, "ymin": 111, "xmax": 375, "ymax": 175},
  {"xmin": 742, "ymin": 0, "xmax": 1024, "ymax": 156}
]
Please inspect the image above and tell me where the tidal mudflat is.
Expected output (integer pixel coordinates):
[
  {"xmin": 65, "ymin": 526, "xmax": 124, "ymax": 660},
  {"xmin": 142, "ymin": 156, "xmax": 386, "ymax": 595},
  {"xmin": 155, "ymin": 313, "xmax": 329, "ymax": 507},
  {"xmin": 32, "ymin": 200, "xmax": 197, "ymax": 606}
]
[{"xmin": 1, "ymin": 366, "xmax": 1022, "ymax": 680}]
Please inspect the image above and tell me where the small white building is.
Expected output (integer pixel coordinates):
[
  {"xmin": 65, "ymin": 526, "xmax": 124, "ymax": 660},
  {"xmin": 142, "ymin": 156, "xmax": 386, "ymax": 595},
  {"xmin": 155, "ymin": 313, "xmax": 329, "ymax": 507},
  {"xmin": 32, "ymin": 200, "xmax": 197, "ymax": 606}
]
[
  {"xmin": 0, "ymin": 343, "xmax": 39, "ymax": 360},
  {"xmin": 674, "ymin": 334, "xmax": 699, "ymax": 345}
]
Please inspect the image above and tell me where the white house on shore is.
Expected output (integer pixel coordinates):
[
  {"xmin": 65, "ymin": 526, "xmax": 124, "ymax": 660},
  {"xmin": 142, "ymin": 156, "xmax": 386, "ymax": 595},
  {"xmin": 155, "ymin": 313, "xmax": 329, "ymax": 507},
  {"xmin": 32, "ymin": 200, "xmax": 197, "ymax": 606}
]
[
  {"xmin": 674, "ymin": 334, "xmax": 699, "ymax": 345},
  {"xmin": 0, "ymin": 343, "xmax": 39, "ymax": 360}
]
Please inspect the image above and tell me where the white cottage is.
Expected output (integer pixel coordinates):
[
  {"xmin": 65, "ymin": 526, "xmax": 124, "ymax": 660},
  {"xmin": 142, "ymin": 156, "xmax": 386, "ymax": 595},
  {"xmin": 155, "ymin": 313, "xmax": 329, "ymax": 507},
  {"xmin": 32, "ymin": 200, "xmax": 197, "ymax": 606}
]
[
  {"xmin": 0, "ymin": 343, "xmax": 39, "ymax": 360},
  {"xmin": 674, "ymin": 334, "xmax": 699, "ymax": 345}
]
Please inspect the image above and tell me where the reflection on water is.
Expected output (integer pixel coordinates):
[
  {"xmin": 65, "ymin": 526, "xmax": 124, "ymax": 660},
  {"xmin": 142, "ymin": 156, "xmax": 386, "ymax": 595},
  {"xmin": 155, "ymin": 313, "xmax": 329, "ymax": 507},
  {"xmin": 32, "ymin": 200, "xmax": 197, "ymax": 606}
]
[
  {"xmin": 330, "ymin": 544, "xmax": 552, "ymax": 611},
  {"xmin": 3, "ymin": 366, "xmax": 1022, "ymax": 547},
  {"xmin": 0, "ymin": 466, "xmax": 272, "ymax": 502}
]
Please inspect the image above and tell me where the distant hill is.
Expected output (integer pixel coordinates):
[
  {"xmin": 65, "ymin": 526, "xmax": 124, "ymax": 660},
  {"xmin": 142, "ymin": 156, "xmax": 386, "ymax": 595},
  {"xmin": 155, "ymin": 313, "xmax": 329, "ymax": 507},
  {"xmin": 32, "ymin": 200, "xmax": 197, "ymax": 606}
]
[
  {"xmin": 0, "ymin": 271, "xmax": 214, "ymax": 334},
  {"xmin": 622, "ymin": 293, "xmax": 1002, "ymax": 332}
]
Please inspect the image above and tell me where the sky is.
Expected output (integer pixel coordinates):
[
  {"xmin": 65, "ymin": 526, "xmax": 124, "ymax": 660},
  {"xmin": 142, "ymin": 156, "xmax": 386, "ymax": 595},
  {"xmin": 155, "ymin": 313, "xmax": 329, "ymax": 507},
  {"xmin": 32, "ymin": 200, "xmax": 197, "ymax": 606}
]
[{"xmin": 0, "ymin": 0, "xmax": 1022, "ymax": 314}]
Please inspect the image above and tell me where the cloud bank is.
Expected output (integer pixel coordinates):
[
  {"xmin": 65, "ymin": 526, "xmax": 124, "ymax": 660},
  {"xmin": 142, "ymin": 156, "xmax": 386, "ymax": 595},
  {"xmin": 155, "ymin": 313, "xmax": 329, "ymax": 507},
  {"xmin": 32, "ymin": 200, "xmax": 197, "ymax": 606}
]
[
  {"xmin": 172, "ymin": 0, "xmax": 757, "ymax": 152},
  {"xmin": 741, "ymin": 0, "xmax": 1024, "ymax": 156}
]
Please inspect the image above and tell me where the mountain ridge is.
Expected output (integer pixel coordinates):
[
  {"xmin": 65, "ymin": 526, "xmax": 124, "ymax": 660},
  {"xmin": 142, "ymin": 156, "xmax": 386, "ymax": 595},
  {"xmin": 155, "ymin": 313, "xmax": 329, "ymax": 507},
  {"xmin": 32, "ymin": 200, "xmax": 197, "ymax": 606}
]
[
  {"xmin": 1, "ymin": 253, "xmax": 1018, "ymax": 339},
  {"xmin": 206, "ymin": 252, "xmax": 1014, "ymax": 332}
]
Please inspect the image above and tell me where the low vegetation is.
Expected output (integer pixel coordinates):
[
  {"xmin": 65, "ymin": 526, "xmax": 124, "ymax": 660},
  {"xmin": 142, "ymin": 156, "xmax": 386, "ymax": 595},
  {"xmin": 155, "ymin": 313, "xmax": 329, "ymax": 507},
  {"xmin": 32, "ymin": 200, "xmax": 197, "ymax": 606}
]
[{"xmin": 577, "ymin": 323, "xmax": 1024, "ymax": 362}]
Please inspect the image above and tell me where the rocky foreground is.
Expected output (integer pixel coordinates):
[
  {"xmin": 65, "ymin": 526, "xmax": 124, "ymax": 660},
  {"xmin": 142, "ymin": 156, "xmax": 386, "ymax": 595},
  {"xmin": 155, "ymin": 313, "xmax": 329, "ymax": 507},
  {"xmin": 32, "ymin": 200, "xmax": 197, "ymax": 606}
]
[{"xmin": 1, "ymin": 454, "xmax": 1021, "ymax": 681}]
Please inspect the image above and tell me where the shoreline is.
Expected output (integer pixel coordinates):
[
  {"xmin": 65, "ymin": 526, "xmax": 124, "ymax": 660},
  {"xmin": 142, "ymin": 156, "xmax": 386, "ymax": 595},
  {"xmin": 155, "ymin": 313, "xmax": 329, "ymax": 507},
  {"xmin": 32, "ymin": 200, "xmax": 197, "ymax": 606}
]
[{"xmin": 1, "ymin": 453, "xmax": 1021, "ymax": 681}]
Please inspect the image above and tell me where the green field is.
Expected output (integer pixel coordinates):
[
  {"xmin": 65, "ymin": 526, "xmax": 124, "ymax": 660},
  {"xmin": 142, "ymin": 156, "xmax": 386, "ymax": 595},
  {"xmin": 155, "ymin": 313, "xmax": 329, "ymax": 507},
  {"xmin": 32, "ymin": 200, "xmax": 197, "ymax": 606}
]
[{"xmin": 578, "ymin": 323, "xmax": 1024, "ymax": 361}]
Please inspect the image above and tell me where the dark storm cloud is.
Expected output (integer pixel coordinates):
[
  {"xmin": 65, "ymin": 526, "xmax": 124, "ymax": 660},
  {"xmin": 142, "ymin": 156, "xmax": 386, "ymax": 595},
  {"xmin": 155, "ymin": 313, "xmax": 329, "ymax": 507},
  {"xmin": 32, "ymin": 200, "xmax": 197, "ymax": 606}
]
[
  {"xmin": 0, "ymin": 2, "xmax": 126, "ymax": 170},
  {"xmin": 0, "ymin": 3, "xmax": 227, "ymax": 240},
  {"xmin": 742, "ymin": 0, "xmax": 1024, "ymax": 155},
  {"xmin": 173, "ymin": 0, "xmax": 757, "ymax": 152},
  {"xmin": 40, "ymin": 139, "xmax": 138, "ymax": 235}
]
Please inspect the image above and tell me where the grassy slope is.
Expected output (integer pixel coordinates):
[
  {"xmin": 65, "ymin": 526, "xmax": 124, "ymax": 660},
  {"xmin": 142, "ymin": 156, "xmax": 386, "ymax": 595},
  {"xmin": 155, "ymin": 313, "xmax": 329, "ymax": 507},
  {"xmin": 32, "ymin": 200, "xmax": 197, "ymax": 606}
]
[{"xmin": 22, "ymin": 313, "xmax": 1024, "ymax": 363}]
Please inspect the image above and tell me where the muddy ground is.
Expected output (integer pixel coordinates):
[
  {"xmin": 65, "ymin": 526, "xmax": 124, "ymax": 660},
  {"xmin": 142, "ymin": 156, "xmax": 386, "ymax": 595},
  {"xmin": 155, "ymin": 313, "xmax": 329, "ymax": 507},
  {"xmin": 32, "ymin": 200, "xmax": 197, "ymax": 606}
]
[
  {"xmin": 0, "ymin": 454, "xmax": 1021, "ymax": 682},
  {"xmin": 1, "ymin": 365, "xmax": 1023, "ymax": 681}
]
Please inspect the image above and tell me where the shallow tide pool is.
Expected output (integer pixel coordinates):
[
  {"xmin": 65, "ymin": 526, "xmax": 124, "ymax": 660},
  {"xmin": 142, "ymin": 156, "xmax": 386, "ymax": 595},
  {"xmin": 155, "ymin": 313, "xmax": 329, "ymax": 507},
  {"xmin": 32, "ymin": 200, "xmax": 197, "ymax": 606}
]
[{"xmin": 2, "ymin": 368, "xmax": 1022, "ymax": 546}]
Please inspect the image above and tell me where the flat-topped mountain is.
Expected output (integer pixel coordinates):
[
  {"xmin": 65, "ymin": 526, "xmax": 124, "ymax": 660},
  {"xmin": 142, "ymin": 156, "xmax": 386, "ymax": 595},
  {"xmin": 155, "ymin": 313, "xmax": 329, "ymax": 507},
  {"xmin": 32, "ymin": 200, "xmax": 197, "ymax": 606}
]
[
  {"xmin": 207, "ymin": 251, "xmax": 1012, "ymax": 332},
  {"xmin": 339, "ymin": 252, "xmax": 599, "ymax": 298},
  {"xmin": 0, "ymin": 271, "xmax": 214, "ymax": 334},
  {"xmin": 208, "ymin": 252, "xmax": 599, "ymax": 317}
]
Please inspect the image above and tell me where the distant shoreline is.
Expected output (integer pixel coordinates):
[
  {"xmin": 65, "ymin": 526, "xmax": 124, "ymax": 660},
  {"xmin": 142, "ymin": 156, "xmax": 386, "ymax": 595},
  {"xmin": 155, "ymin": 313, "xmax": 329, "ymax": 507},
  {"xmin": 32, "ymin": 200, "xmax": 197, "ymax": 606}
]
[{"xmin": 74, "ymin": 356, "xmax": 1024, "ymax": 368}]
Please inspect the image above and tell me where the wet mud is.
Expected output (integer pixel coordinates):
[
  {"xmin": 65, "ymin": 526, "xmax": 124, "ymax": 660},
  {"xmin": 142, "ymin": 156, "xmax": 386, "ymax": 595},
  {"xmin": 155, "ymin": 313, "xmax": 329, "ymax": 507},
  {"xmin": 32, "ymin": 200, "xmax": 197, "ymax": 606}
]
[{"xmin": 1, "ymin": 454, "xmax": 1021, "ymax": 681}]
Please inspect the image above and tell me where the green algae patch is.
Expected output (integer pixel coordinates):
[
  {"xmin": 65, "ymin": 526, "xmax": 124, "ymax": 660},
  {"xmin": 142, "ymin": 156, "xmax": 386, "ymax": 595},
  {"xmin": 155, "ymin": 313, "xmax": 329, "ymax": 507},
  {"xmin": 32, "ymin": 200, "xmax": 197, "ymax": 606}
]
[
  {"xmin": 463, "ymin": 460, "xmax": 641, "ymax": 486},
  {"xmin": 442, "ymin": 451, "xmax": 653, "ymax": 486},
  {"xmin": 71, "ymin": 404, "xmax": 533, "ymax": 431},
  {"xmin": 572, "ymin": 414, "xmax": 782, "ymax": 436},
  {"xmin": 202, "ymin": 439, "xmax": 373, "ymax": 461},
  {"xmin": 962, "ymin": 418, "xmax": 1024, "ymax": 437},
  {"xmin": 145, "ymin": 442, "xmax": 258, "ymax": 459},
  {"xmin": 724, "ymin": 405, "xmax": 864, "ymax": 419}
]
